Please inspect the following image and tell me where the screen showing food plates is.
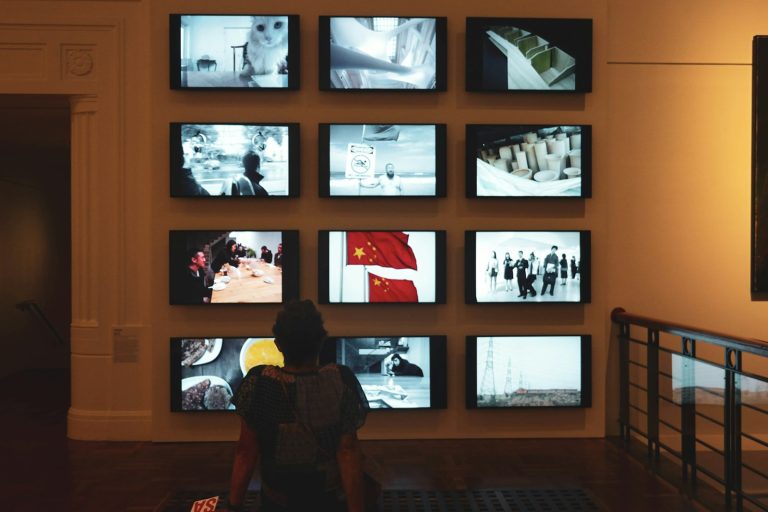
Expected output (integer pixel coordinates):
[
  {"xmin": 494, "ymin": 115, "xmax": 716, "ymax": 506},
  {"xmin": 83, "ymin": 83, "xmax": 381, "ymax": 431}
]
[{"xmin": 170, "ymin": 337, "xmax": 284, "ymax": 412}]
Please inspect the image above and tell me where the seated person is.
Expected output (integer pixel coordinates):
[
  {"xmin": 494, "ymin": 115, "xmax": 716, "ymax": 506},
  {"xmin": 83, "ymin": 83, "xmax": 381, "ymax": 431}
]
[
  {"xmin": 226, "ymin": 300, "xmax": 369, "ymax": 512},
  {"xmin": 212, "ymin": 239, "xmax": 241, "ymax": 273},
  {"xmin": 260, "ymin": 245, "xmax": 273, "ymax": 264},
  {"xmin": 174, "ymin": 248, "xmax": 212, "ymax": 304},
  {"xmin": 274, "ymin": 243, "xmax": 283, "ymax": 268},
  {"xmin": 389, "ymin": 354, "xmax": 423, "ymax": 377}
]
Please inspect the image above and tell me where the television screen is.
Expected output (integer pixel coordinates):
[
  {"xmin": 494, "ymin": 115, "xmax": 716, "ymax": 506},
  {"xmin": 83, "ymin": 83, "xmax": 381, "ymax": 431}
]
[
  {"xmin": 466, "ymin": 17, "xmax": 592, "ymax": 92},
  {"xmin": 319, "ymin": 123, "xmax": 446, "ymax": 197},
  {"xmin": 170, "ymin": 337, "xmax": 283, "ymax": 412},
  {"xmin": 170, "ymin": 123, "xmax": 299, "ymax": 197},
  {"xmin": 466, "ymin": 124, "xmax": 591, "ymax": 198},
  {"xmin": 318, "ymin": 230, "xmax": 446, "ymax": 304},
  {"xmin": 319, "ymin": 16, "xmax": 447, "ymax": 91},
  {"xmin": 169, "ymin": 230, "xmax": 299, "ymax": 305},
  {"xmin": 465, "ymin": 335, "xmax": 591, "ymax": 408},
  {"xmin": 465, "ymin": 230, "xmax": 591, "ymax": 303},
  {"xmin": 169, "ymin": 14, "xmax": 300, "ymax": 89},
  {"xmin": 320, "ymin": 336, "xmax": 447, "ymax": 409}
]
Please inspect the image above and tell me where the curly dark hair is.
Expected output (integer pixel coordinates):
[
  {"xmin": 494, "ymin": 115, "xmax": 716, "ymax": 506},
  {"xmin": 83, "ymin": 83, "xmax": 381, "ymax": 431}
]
[{"xmin": 272, "ymin": 300, "xmax": 328, "ymax": 364}]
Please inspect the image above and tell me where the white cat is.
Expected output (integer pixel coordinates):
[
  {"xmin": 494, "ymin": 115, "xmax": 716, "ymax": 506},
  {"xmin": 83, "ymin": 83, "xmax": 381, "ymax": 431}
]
[{"xmin": 240, "ymin": 16, "xmax": 289, "ymax": 77}]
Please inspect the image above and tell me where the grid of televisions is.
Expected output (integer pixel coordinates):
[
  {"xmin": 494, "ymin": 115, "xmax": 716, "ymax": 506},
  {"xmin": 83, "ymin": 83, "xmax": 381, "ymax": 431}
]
[
  {"xmin": 169, "ymin": 15, "xmax": 592, "ymax": 92},
  {"xmin": 170, "ymin": 123, "xmax": 590, "ymax": 199},
  {"xmin": 169, "ymin": 229, "xmax": 589, "ymax": 306},
  {"xmin": 170, "ymin": 335, "xmax": 591, "ymax": 412}
]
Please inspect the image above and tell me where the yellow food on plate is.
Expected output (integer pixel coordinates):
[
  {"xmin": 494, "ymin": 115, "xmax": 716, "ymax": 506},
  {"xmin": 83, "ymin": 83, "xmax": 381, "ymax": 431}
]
[{"xmin": 244, "ymin": 339, "xmax": 284, "ymax": 371}]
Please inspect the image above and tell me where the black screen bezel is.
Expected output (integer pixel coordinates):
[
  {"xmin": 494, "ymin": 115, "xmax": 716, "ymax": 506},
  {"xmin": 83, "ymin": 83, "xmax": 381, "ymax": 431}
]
[
  {"xmin": 465, "ymin": 334, "xmax": 592, "ymax": 409},
  {"xmin": 318, "ymin": 123, "xmax": 447, "ymax": 198},
  {"xmin": 465, "ymin": 124, "xmax": 592, "ymax": 199},
  {"xmin": 169, "ymin": 14, "xmax": 301, "ymax": 90},
  {"xmin": 318, "ymin": 15, "xmax": 447, "ymax": 92},
  {"xmin": 169, "ymin": 229, "xmax": 299, "ymax": 305}
]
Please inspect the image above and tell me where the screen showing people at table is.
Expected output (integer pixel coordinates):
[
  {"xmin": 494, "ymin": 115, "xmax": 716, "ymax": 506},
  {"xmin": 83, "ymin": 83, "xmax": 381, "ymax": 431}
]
[
  {"xmin": 169, "ymin": 230, "xmax": 293, "ymax": 305},
  {"xmin": 465, "ymin": 17, "xmax": 592, "ymax": 93},
  {"xmin": 170, "ymin": 337, "xmax": 282, "ymax": 411},
  {"xmin": 171, "ymin": 123, "xmax": 296, "ymax": 197},
  {"xmin": 322, "ymin": 124, "xmax": 442, "ymax": 197},
  {"xmin": 467, "ymin": 230, "xmax": 588, "ymax": 304},
  {"xmin": 322, "ymin": 17, "xmax": 445, "ymax": 90},
  {"xmin": 330, "ymin": 337, "xmax": 432, "ymax": 409},
  {"xmin": 466, "ymin": 124, "xmax": 590, "ymax": 198},
  {"xmin": 321, "ymin": 230, "xmax": 441, "ymax": 303},
  {"xmin": 170, "ymin": 15, "xmax": 298, "ymax": 89},
  {"xmin": 471, "ymin": 336, "xmax": 585, "ymax": 408}
]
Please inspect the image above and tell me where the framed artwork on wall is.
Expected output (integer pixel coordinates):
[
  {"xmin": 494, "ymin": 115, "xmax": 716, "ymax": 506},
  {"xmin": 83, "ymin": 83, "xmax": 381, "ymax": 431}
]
[
  {"xmin": 466, "ymin": 124, "xmax": 591, "ymax": 198},
  {"xmin": 319, "ymin": 16, "xmax": 447, "ymax": 91},
  {"xmin": 466, "ymin": 17, "xmax": 592, "ymax": 93},
  {"xmin": 318, "ymin": 123, "xmax": 447, "ymax": 197},
  {"xmin": 753, "ymin": 36, "xmax": 768, "ymax": 294},
  {"xmin": 169, "ymin": 14, "xmax": 300, "ymax": 90}
]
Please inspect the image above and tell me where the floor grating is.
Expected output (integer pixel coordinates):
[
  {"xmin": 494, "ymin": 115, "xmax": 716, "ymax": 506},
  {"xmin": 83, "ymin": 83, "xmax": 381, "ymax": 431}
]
[{"xmin": 159, "ymin": 488, "xmax": 602, "ymax": 511}]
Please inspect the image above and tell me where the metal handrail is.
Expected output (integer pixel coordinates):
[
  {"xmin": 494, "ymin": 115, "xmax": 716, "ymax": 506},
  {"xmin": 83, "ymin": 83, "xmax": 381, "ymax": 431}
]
[
  {"xmin": 15, "ymin": 300, "xmax": 66, "ymax": 345},
  {"xmin": 613, "ymin": 307, "xmax": 768, "ymax": 512}
]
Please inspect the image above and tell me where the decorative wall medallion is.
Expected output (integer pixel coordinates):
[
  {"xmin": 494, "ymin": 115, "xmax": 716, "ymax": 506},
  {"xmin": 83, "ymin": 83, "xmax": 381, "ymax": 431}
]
[{"xmin": 63, "ymin": 47, "xmax": 94, "ymax": 78}]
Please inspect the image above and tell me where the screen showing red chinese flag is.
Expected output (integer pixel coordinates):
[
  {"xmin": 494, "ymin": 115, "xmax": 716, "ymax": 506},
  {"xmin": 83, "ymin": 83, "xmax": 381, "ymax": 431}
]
[
  {"xmin": 368, "ymin": 272, "xmax": 419, "ymax": 302},
  {"xmin": 346, "ymin": 231, "xmax": 418, "ymax": 270},
  {"xmin": 325, "ymin": 230, "xmax": 437, "ymax": 303}
]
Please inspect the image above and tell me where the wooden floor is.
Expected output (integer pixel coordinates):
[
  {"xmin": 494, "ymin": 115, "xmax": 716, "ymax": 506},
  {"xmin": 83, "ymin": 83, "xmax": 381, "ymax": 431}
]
[{"xmin": 1, "ymin": 369, "xmax": 708, "ymax": 511}]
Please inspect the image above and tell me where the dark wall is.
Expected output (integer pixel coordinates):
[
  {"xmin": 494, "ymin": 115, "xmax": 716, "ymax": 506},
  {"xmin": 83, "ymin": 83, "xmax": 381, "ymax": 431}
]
[{"xmin": 0, "ymin": 95, "xmax": 71, "ymax": 376}]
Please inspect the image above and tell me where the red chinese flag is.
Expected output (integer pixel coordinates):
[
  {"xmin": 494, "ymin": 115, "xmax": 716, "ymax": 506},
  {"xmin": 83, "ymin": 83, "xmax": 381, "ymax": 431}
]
[
  {"xmin": 368, "ymin": 272, "xmax": 419, "ymax": 303},
  {"xmin": 346, "ymin": 231, "xmax": 418, "ymax": 270}
]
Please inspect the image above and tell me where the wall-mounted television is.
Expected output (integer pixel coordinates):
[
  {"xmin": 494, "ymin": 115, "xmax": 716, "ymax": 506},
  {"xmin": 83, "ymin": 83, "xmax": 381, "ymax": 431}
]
[
  {"xmin": 170, "ymin": 336, "xmax": 283, "ymax": 412},
  {"xmin": 319, "ymin": 16, "xmax": 447, "ymax": 91},
  {"xmin": 465, "ymin": 335, "xmax": 591, "ymax": 408},
  {"xmin": 318, "ymin": 230, "xmax": 446, "ymax": 304},
  {"xmin": 466, "ymin": 124, "xmax": 591, "ymax": 198},
  {"xmin": 169, "ymin": 14, "xmax": 300, "ymax": 90},
  {"xmin": 169, "ymin": 230, "xmax": 299, "ymax": 305},
  {"xmin": 465, "ymin": 230, "xmax": 591, "ymax": 304},
  {"xmin": 320, "ymin": 335, "xmax": 447, "ymax": 409},
  {"xmin": 318, "ymin": 123, "xmax": 446, "ymax": 197},
  {"xmin": 170, "ymin": 123, "xmax": 299, "ymax": 197},
  {"xmin": 466, "ymin": 17, "xmax": 592, "ymax": 93}
]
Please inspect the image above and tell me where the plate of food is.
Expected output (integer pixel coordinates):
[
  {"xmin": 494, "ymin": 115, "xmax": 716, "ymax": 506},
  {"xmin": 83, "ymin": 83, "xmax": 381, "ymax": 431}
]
[
  {"xmin": 251, "ymin": 269, "xmax": 265, "ymax": 277},
  {"xmin": 181, "ymin": 375, "xmax": 234, "ymax": 411},
  {"xmin": 239, "ymin": 337, "xmax": 284, "ymax": 376},
  {"xmin": 263, "ymin": 277, "xmax": 274, "ymax": 284},
  {"xmin": 210, "ymin": 283, "xmax": 226, "ymax": 291},
  {"xmin": 180, "ymin": 338, "xmax": 222, "ymax": 367},
  {"xmin": 220, "ymin": 276, "xmax": 232, "ymax": 283}
]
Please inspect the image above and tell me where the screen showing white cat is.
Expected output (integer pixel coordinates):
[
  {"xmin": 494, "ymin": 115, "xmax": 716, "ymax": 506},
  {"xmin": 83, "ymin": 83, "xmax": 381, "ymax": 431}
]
[{"xmin": 170, "ymin": 14, "xmax": 300, "ymax": 89}]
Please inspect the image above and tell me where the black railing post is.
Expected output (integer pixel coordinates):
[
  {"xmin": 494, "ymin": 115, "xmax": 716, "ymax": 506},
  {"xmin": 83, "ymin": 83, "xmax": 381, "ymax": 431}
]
[
  {"xmin": 647, "ymin": 329, "xmax": 660, "ymax": 463},
  {"xmin": 724, "ymin": 348, "xmax": 743, "ymax": 511},
  {"xmin": 681, "ymin": 337, "xmax": 697, "ymax": 487},
  {"xmin": 619, "ymin": 321, "xmax": 630, "ymax": 444}
]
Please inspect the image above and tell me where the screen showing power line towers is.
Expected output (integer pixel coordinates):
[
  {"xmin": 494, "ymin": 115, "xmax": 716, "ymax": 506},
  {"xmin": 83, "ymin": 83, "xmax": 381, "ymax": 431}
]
[{"xmin": 465, "ymin": 335, "xmax": 591, "ymax": 408}]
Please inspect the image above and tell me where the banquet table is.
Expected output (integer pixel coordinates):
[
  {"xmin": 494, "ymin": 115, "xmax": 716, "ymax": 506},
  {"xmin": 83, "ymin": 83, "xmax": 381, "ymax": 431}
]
[{"xmin": 211, "ymin": 261, "xmax": 282, "ymax": 303}]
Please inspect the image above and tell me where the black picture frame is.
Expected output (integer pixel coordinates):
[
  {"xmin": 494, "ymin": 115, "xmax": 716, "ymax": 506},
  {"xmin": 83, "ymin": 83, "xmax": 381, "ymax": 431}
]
[
  {"xmin": 465, "ymin": 335, "xmax": 592, "ymax": 409},
  {"xmin": 318, "ymin": 123, "xmax": 447, "ymax": 197},
  {"xmin": 169, "ymin": 230, "xmax": 299, "ymax": 305},
  {"xmin": 753, "ymin": 36, "xmax": 768, "ymax": 294},
  {"xmin": 169, "ymin": 14, "xmax": 300, "ymax": 90},
  {"xmin": 319, "ymin": 335, "xmax": 448, "ymax": 410},
  {"xmin": 465, "ymin": 230, "xmax": 591, "ymax": 304},
  {"xmin": 319, "ymin": 16, "xmax": 447, "ymax": 91},
  {"xmin": 170, "ymin": 122, "xmax": 300, "ymax": 198},
  {"xmin": 466, "ymin": 17, "xmax": 592, "ymax": 93},
  {"xmin": 466, "ymin": 124, "xmax": 592, "ymax": 198}
]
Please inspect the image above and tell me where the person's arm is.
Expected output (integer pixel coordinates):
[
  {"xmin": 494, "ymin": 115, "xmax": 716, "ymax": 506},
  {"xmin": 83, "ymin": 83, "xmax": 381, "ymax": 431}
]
[
  {"xmin": 227, "ymin": 418, "xmax": 260, "ymax": 511},
  {"xmin": 337, "ymin": 431, "xmax": 364, "ymax": 512}
]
